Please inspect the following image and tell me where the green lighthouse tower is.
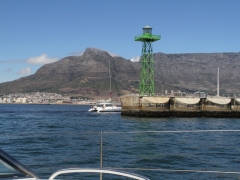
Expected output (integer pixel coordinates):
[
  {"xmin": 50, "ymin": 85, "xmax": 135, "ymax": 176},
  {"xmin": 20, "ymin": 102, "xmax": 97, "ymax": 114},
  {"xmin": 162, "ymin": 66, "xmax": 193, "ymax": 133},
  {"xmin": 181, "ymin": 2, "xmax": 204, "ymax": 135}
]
[{"xmin": 135, "ymin": 26, "xmax": 160, "ymax": 96}]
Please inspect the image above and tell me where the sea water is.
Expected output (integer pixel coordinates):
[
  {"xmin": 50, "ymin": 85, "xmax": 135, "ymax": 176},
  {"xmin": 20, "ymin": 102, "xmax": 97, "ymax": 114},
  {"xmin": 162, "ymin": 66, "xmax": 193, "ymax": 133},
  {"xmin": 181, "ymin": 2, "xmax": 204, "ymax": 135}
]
[{"xmin": 1, "ymin": 104, "xmax": 240, "ymax": 180}]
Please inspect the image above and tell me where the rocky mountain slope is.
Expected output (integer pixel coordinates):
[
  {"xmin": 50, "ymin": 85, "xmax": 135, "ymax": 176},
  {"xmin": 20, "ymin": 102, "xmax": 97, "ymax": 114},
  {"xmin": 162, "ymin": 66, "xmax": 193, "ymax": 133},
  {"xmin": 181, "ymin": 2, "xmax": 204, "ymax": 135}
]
[
  {"xmin": 154, "ymin": 52, "xmax": 240, "ymax": 95},
  {"xmin": 0, "ymin": 48, "xmax": 239, "ymax": 100}
]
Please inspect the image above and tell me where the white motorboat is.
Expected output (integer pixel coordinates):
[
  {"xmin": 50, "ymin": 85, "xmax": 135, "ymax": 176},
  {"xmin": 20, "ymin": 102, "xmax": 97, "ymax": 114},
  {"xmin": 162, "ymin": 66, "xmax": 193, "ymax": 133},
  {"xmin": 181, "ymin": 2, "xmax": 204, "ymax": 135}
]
[
  {"xmin": 88, "ymin": 99, "xmax": 111, "ymax": 112},
  {"xmin": 97, "ymin": 102, "xmax": 121, "ymax": 112},
  {"xmin": 0, "ymin": 149, "xmax": 149, "ymax": 180},
  {"xmin": 89, "ymin": 102, "xmax": 121, "ymax": 112}
]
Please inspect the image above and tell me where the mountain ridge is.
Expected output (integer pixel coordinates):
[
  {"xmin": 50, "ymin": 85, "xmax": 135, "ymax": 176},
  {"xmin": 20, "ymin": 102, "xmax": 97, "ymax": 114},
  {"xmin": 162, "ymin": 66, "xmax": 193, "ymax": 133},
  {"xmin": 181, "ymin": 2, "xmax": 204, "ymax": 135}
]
[{"xmin": 0, "ymin": 48, "xmax": 240, "ymax": 100}]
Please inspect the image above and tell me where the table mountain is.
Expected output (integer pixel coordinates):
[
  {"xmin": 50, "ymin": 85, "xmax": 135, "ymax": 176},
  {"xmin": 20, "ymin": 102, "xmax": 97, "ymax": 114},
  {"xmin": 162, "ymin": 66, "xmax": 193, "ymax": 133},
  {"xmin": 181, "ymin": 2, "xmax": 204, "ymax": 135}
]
[{"xmin": 0, "ymin": 48, "xmax": 239, "ymax": 100}]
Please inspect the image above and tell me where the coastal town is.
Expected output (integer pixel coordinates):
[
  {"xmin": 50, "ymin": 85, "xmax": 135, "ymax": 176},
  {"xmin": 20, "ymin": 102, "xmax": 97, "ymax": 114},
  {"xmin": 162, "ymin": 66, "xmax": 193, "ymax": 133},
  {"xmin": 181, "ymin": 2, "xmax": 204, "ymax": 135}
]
[
  {"xmin": 1, "ymin": 90, "xmax": 237, "ymax": 105},
  {"xmin": 0, "ymin": 92, "xmax": 94, "ymax": 104}
]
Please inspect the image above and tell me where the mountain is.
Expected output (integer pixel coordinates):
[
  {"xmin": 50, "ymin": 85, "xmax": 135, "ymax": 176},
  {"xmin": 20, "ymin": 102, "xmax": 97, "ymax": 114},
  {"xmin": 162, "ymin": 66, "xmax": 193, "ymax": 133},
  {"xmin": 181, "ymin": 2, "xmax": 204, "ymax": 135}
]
[
  {"xmin": 0, "ymin": 48, "xmax": 140, "ymax": 100},
  {"xmin": 0, "ymin": 48, "xmax": 240, "ymax": 100},
  {"xmin": 153, "ymin": 52, "xmax": 240, "ymax": 95}
]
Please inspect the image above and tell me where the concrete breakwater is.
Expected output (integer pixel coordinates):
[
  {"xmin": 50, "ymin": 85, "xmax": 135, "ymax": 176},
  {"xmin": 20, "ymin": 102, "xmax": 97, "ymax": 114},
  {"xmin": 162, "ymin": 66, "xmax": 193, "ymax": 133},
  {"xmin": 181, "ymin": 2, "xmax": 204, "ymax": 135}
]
[{"xmin": 120, "ymin": 96, "xmax": 240, "ymax": 118}]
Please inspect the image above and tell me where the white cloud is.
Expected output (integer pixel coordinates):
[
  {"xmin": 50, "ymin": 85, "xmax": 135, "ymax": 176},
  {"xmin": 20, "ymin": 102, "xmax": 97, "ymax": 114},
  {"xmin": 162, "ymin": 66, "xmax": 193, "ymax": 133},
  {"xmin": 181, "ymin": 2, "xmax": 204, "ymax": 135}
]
[
  {"xmin": 130, "ymin": 56, "xmax": 140, "ymax": 62},
  {"xmin": 18, "ymin": 67, "xmax": 32, "ymax": 75},
  {"xmin": 26, "ymin": 54, "xmax": 59, "ymax": 65},
  {"xmin": 0, "ymin": 59, "xmax": 25, "ymax": 63}
]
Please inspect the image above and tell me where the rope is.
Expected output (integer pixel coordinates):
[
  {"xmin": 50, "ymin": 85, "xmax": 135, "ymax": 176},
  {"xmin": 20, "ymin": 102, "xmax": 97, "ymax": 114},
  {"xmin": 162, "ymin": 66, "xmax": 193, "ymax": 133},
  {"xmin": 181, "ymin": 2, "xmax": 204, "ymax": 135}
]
[
  {"xmin": 2, "ymin": 129, "xmax": 240, "ymax": 136},
  {"xmin": 0, "ymin": 131, "xmax": 101, "ymax": 136},
  {"xmin": 103, "ymin": 129, "xmax": 240, "ymax": 134},
  {"xmin": 110, "ymin": 63, "xmax": 121, "ymax": 98},
  {"xmin": 112, "ymin": 167, "xmax": 240, "ymax": 175}
]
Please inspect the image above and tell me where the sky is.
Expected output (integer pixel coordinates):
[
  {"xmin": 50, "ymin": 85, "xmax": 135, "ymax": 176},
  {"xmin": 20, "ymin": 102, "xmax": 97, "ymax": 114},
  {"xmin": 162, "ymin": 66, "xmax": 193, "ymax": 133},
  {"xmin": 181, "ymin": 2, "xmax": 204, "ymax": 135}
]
[{"xmin": 0, "ymin": 0, "xmax": 240, "ymax": 83}]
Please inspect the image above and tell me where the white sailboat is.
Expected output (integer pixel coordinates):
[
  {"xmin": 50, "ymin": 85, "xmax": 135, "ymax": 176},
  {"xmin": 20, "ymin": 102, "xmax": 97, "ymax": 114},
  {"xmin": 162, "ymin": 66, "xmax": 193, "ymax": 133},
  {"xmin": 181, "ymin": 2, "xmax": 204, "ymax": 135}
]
[{"xmin": 89, "ymin": 60, "xmax": 121, "ymax": 112}]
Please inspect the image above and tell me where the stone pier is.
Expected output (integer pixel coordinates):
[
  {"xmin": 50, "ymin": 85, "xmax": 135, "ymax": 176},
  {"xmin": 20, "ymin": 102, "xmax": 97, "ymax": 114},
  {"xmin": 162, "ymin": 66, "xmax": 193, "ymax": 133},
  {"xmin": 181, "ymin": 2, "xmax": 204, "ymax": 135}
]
[{"xmin": 120, "ymin": 96, "xmax": 240, "ymax": 118}]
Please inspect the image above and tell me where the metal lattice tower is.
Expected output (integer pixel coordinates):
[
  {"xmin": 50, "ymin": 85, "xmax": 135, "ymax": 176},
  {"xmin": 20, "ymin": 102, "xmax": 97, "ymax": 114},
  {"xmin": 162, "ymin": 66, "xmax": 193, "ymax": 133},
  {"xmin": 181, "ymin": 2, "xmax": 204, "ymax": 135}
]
[{"xmin": 135, "ymin": 26, "xmax": 160, "ymax": 96}]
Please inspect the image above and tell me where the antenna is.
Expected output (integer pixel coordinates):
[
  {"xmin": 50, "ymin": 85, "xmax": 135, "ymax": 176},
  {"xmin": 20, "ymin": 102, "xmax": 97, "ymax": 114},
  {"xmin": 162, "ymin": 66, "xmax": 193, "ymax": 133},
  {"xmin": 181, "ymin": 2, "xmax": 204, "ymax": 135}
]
[{"xmin": 217, "ymin": 67, "xmax": 219, "ymax": 97}]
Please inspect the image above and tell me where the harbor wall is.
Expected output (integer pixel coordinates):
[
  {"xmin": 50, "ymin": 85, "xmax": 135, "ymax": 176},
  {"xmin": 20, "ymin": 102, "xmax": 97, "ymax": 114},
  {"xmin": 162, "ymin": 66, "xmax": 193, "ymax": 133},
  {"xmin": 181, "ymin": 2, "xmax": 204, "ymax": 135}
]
[{"xmin": 120, "ymin": 96, "xmax": 240, "ymax": 118}]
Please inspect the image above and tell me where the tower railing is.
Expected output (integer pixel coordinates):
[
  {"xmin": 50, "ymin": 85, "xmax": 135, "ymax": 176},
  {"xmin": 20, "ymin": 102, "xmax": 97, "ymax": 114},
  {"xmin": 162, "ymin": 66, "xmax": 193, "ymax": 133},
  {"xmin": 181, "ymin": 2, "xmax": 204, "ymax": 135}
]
[{"xmin": 134, "ymin": 34, "xmax": 161, "ymax": 41}]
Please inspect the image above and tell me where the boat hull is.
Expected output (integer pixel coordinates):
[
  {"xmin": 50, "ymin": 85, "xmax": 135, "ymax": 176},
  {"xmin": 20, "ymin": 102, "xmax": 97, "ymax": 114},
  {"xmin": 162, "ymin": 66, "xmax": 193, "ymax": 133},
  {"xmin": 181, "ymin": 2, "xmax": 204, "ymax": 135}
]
[
  {"xmin": 88, "ymin": 108, "xmax": 98, "ymax": 112},
  {"xmin": 98, "ymin": 107, "xmax": 122, "ymax": 112}
]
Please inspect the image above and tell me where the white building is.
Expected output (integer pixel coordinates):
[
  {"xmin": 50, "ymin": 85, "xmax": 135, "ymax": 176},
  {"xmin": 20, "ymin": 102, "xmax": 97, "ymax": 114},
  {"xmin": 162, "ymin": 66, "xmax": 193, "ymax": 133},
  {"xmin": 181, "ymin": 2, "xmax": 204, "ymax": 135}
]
[
  {"xmin": 22, "ymin": 98, "xmax": 27, "ymax": 103},
  {"xmin": 15, "ymin": 98, "xmax": 22, "ymax": 103}
]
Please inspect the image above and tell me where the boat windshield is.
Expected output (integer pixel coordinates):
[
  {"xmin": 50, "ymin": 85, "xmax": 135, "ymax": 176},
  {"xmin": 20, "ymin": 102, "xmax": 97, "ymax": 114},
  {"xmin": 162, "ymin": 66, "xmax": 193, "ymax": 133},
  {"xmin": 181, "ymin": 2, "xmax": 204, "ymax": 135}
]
[
  {"xmin": 0, "ymin": 159, "xmax": 24, "ymax": 177},
  {"xmin": 0, "ymin": 149, "xmax": 39, "ymax": 179},
  {"xmin": 97, "ymin": 103, "xmax": 113, "ymax": 107}
]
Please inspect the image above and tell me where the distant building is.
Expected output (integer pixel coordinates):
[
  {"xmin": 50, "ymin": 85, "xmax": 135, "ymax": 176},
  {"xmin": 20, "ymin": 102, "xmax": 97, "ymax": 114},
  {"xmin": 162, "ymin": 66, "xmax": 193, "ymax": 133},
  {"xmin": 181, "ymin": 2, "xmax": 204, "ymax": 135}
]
[
  {"xmin": 7, "ymin": 97, "xmax": 13, "ymax": 103},
  {"xmin": 22, "ymin": 98, "xmax": 27, "ymax": 103},
  {"xmin": 15, "ymin": 98, "xmax": 22, "ymax": 103},
  {"xmin": 174, "ymin": 91, "xmax": 186, "ymax": 97},
  {"xmin": 194, "ymin": 91, "xmax": 206, "ymax": 98},
  {"xmin": 56, "ymin": 100, "xmax": 63, "ymax": 104}
]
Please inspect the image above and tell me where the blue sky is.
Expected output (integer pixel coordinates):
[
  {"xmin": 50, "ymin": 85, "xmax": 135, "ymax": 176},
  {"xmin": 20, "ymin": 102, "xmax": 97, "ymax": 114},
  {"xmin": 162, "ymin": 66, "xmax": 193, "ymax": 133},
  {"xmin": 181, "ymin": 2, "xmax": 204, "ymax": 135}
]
[{"xmin": 0, "ymin": 0, "xmax": 240, "ymax": 83}]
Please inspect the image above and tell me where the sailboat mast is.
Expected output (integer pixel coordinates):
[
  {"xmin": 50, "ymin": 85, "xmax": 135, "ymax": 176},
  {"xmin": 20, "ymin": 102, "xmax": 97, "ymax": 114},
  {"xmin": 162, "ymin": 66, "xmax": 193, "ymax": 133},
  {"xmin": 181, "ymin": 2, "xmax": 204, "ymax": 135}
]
[{"xmin": 109, "ymin": 60, "xmax": 112, "ymax": 100}]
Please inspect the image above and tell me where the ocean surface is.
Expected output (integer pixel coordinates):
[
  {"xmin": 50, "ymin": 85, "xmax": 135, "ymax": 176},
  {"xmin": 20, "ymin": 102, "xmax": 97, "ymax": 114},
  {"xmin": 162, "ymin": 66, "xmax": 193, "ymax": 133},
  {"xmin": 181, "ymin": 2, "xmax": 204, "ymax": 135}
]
[{"xmin": 1, "ymin": 104, "xmax": 240, "ymax": 180}]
